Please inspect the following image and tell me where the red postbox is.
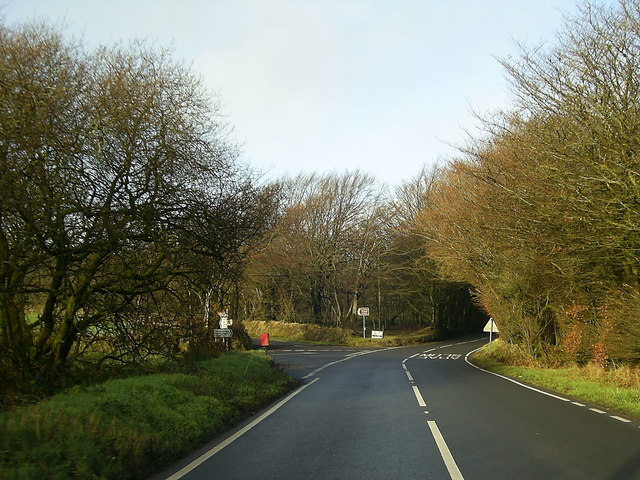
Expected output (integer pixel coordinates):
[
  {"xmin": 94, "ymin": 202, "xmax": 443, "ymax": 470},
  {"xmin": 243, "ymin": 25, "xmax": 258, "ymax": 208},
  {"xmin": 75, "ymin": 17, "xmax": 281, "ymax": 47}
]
[{"xmin": 260, "ymin": 333, "xmax": 270, "ymax": 348}]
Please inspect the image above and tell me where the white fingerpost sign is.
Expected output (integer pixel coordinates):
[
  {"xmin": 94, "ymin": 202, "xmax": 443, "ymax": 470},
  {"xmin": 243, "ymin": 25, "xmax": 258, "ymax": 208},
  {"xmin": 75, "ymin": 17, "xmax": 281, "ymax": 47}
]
[{"xmin": 213, "ymin": 328, "xmax": 233, "ymax": 338}]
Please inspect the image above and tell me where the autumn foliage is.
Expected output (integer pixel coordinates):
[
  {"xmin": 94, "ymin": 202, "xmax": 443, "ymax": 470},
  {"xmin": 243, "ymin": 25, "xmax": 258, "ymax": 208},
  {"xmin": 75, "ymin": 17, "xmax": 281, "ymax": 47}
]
[{"xmin": 419, "ymin": 0, "xmax": 640, "ymax": 364}]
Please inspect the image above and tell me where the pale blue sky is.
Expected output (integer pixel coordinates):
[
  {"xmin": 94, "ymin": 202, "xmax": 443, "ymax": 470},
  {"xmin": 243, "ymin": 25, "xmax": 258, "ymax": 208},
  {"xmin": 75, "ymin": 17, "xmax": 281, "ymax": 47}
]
[{"xmin": 3, "ymin": 0, "xmax": 617, "ymax": 186}]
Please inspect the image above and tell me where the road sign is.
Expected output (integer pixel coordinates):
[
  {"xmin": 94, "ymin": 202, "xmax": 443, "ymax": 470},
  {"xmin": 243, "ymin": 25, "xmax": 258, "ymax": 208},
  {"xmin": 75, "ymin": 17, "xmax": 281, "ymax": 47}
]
[
  {"xmin": 483, "ymin": 318, "xmax": 498, "ymax": 345},
  {"xmin": 371, "ymin": 330, "xmax": 384, "ymax": 339},
  {"xmin": 214, "ymin": 328, "xmax": 233, "ymax": 338},
  {"xmin": 483, "ymin": 318, "xmax": 499, "ymax": 333},
  {"xmin": 220, "ymin": 318, "xmax": 233, "ymax": 329},
  {"xmin": 357, "ymin": 307, "xmax": 370, "ymax": 338}
]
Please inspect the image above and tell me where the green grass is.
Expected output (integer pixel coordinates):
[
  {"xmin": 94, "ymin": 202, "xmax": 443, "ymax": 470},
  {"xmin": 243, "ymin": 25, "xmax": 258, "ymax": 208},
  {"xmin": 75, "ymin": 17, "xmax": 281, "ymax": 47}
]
[
  {"xmin": 0, "ymin": 351, "xmax": 297, "ymax": 480},
  {"xmin": 472, "ymin": 340, "xmax": 640, "ymax": 421}
]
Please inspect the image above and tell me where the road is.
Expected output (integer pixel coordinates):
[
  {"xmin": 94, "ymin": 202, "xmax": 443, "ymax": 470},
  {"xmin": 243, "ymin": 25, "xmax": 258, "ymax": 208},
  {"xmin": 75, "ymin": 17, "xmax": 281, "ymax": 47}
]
[{"xmin": 155, "ymin": 337, "xmax": 640, "ymax": 480}]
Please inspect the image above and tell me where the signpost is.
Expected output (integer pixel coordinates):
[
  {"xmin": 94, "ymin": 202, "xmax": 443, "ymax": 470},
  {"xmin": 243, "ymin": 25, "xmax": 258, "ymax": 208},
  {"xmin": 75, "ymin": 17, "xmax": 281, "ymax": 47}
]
[
  {"xmin": 357, "ymin": 307, "xmax": 370, "ymax": 338},
  {"xmin": 218, "ymin": 310, "xmax": 233, "ymax": 329},
  {"xmin": 483, "ymin": 318, "xmax": 499, "ymax": 344},
  {"xmin": 371, "ymin": 330, "xmax": 384, "ymax": 339},
  {"xmin": 215, "ymin": 310, "xmax": 233, "ymax": 349},
  {"xmin": 213, "ymin": 328, "xmax": 233, "ymax": 338},
  {"xmin": 219, "ymin": 318, "xmax": 233, "ymax": 329}
]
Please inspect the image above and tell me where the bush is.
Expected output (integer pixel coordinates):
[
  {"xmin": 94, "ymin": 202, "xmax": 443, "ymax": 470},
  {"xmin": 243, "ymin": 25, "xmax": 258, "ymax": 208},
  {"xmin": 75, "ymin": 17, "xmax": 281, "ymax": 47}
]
[{"xmin": 477, "ymin": 339, "xmax": 541, "ymax": 367}]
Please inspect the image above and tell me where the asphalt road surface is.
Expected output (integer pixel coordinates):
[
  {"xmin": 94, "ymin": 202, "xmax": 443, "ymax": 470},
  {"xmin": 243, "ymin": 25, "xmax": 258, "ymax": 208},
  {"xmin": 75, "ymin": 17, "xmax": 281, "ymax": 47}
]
[{"xmin": 155, "ymin": 337, "xmax": 640, "ymax": 480}]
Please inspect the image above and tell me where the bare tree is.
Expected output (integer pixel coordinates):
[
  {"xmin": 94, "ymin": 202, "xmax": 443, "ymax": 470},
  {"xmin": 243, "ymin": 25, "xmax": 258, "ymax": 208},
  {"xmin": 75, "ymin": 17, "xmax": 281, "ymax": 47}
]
[
  {"xmin": 245, "ymin": 171, "xmax": 387, "ymax": 327},
  {"xmin": 0, "ymin": 22, "xmax": 274, "ymax": 377}
]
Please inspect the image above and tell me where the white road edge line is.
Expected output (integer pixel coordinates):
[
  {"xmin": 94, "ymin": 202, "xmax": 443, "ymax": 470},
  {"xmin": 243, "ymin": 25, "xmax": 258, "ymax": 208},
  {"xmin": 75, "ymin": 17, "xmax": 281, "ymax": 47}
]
[
  {"xmin": 412, "ymin": 385, "xmax": 427, "ymax": 407},
  {"xmin": 406, "ymin": 370, "xmax": 414, "ymax": 381},
  {"xmin": 465, "ymin": 346, "xmax": 638, "ymax": 426},
  {"xmin": 164, "ymin": 378, "xmax": 320, "ymax": 480},
  {"xmin": 428, "ymin": 420, "xmax": 464, "ymax": 480},
  {"xmin": 464, "ymin": 346, "xmax": 570, "ymax": 402},
  {"xmin": 611, "ymin": 415, "xmax": 631, "ymax": 423}
]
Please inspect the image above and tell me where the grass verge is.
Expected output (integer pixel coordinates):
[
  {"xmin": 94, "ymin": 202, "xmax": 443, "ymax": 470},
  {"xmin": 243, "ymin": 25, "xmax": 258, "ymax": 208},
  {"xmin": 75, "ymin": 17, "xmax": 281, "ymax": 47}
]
[
  {"xmin": 0, "ymin": 351, "xmax": 297, "ymax": 480},
  {"xmin": 472, "ymin": 340, "xmax": 640, "ymax": 420},
  {"xmin": 347, "ymin": 327, "xmax": 438, "ymax": 347},
  {"xmin": 244, "ymin": 320, "xmax": 350, "ymax": 344},
  {"xmin": 244, "ymin": 320, "xmax": 438, "ymax": 347}
]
